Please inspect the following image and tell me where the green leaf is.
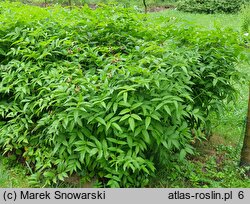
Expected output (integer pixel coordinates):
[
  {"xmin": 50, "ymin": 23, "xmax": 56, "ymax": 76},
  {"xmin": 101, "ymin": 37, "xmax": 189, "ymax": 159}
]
[
  {"xmin": 172, "ymin": 140, "xmax": 180, "ymax": 149},
  {"xmin": 155, "ymin": 102, "xmax": 165, "ymax": 110},
  {"xmin": 213, "ymin": 78, "xmax": 218, "ymax": 86},
  {"xmin": 119, "ymin": 114, "xmax": 130, "ymax": 122},
  {"xmin": 107, "ymin": 138, "xmax": 126, "ymax": 145},
  {"xmin": 162, "ymin": 141, "xmax": 169, "ymax": 149},
  {"xmin": 127, "ymin": 136, "xmax": 133, "ymax": 148},
  {"xmin": 131, "ymin": 114, "xmax": 142, "ymax": 121},
  {"xmin": 74, "ymin": 110, "xmax": 78, "ymax": 123},
  {"xmin": 141, "ymin": 165, "xmax": 150, "ymax": 174},
  {"xmin": 142, "ymin": 129, "xmax": 150, "ymax": 144},
  {"xmin": 96, "ymin": 117, "xmax": 106, "ymax": 126},
  {"xmin": 81, "ymin": 127, "xmax": 92, "ymax": 137},
  {"xmin": 113, "ymin": 102, "xmax": 118, "ymax": 113},
  {"xmin": 179, "ymin": 149, "xmax": 186, "ymax": 161},
  {"xmin": 123, "ymin": 92, "xmax": 128, "ymax": 103},
  {"xmin": 102, "ymin": 140, "xmax": 109, "ymax": 159},
  {"xmin": 106, "ymin": 121, "xmax": 112, "ymax": 131},
  {"xmin": 164, "ymin": 105, "xmax": 171, "ymax": 116},
  {"xmin": 151, "ymin": 114, "xmax": 160, "ymax": 121},
  {"xmin": 89, "ymin": 148, "xmax": 98, "ymax": 156},
  {"xmin": 145, "ymin": 116, "xmax": 151, "ymax": 129},
  {"xmin": 62, "ymin": 117, "xmax": 69, "ymax": 129},
  {"xmin": 112, "ymin": 123, "xmax": 123, "ymax": 132},
  {"xmin": 119, "ymin": 108, "xmax": 130, "ymax": 115},
  {"xmin": 128, "ymin": 117, "xmax": 135, "ymax": 132},
  {"xmin": 43, "ymin": 172, "xmax": 55, "ymax": 178},
  {"xmin": 185, "ymin": 146, "xmax": 194, "ymax": 154}
]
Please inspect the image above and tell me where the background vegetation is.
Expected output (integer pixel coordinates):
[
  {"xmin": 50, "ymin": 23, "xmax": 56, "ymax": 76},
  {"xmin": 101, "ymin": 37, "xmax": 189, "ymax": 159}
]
[{"xmin": 177, "ymin": 0, "xmax": 246, "ymax": 14}]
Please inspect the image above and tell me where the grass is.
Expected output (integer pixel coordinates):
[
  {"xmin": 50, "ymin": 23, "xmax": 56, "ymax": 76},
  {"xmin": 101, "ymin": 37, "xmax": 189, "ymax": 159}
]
[
  {"xmin": 1, "ymin": 2, "xmax": 250, "ymax": 187},
  {"xmin": 0, "ymin": 156, "xmax": 30, "ymax": 187},
  {"xmin": 151, "ymin": 142, "xmax": 250, "ymax": 187},
  {"xmin": 150, "ymin": 9, "xmax": 241, "ymax": 30}
]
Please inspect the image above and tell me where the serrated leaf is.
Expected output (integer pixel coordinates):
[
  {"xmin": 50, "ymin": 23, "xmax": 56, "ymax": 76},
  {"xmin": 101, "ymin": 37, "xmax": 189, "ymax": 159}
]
[
  {"xmin": 106, "ymin": 121, "xmax": 112, "ymax": 131},
  {"xmin": 151, "ymin": 114, "xmax": 160, "ymax": 121},
  {"xmin": 172, "ymin": 139, "xmax": 180, "ymax": 149},
  {"xmin": 113, "ymin": 102, "xmax": 118, "ymax": 113},
  {"xmin": 131, "ymin": 113, "xmax": 142, "ymax": 121},
  {"xmin": 162, "ymin": 141, "xmax": 169, "ymax": 149},
  {"xmin": 155, "ymin": 102, "xmax": 165, "ymax": 110},
  {"xmin": 62, "ymin": 117, "xmax": 69, "ymax": 129},
  {"xmin": 213, "ymin": 78, "xmax": 218, "ymax": 86},
  {"xmin": 181, "ymin": 66, "xmax": 188, "ymax": 74},
  {"xmin": 76, "ymin": 118, "xmax": 82, "ymax": 127},
  {"xmin": 89, "ymin": 148, "xmax": 98, "ymax": 156},
  {"xmin": 123, "ymin": 92, "xmax": 128, "ymax": 103},
  {"xmin": 164, "ymin": 105, "xmax": 171, "ymax": 116},
  {"xmin": 134, "ymin": 126, "xmax": 143, "ymax": 136},
  {"xmin": 131, "ymin": 102, "xmax": 143, "ymax": 110},
  {"xmin": 145, "ymin": 116, "xmax": 151, "ymax": 129},
  {"xmin": 142, "ymin": 129, "xmax": 150, "ymax": 144},
  {"xmin": 185, "ymin": 147, "xmax": 194, "ymax": 154},
  {"xmin": 119, "ymin": 108, "xmax": 130, "ymax": 115},
  {"xmin": 112, "ymin": 123, "xmax": 123, "ymax": 132},
  {"xmin": 119, "ymin": 114, "xmax": 130, "ymax": 122},
  {"xmin": 101, "ymin": 101, "xmax": 106, "ymax": 108},
  {"xmin": 96, "ymin": 117, "xmax": 106, "ymax": 126},
  {"xmin": 107, "ymin": 137, "xmax": 126, "ymax": 145},
  {"xmin": 82, "ymin": 127, "xmax": 92, "ymax": 137},
  {"xmin": 127, "ymin": 136, "xmax": 133, "ymax": 148},
  {"xmin": 74, "ymin": 110, "xmax": 79, "ymax": 123},
  {"xmin": 43, "ymin": 172, "xmax": 55, "ymax": 178},
  {"xmin": 105, "ymin": 112, "xmax": 115, "ymax": 121},
  {"xmin": 128, "ymin": 117, "xmax": 135, "ymax": 132},
  {"xmin": 179, "ymin": 149, "xmax": 186, "ymax": 161},
  {"xmin": 141, "ymin": 165, "xmax": 150, "ymax": 174}
]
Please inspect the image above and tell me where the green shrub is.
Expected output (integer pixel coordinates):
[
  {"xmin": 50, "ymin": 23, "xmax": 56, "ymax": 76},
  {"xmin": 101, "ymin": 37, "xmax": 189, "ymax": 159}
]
[
  {"xmin": 177, "ymin": 0, "xmax": 245, "ymax": 14},
  {"xmin": 0, "ymin": 2, "xmax": 245, "ymax": 187}
]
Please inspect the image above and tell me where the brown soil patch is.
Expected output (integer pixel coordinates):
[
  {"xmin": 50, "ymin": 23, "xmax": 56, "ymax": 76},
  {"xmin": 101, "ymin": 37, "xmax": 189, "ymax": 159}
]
[
  {"xmin": 88, "ymin": 4, "xmax": 98, "ymax": 10},
  {"xmin": 148, "ymin": 5, "xmax": 175, "ymax": 13},
  {"xmin": 208, "ymin": 134, "xmax": 228, "ymax": 146}
]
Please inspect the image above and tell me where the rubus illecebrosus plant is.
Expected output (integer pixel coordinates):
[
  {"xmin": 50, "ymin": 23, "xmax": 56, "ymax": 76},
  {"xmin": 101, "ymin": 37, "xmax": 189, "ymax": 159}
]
[{"xmin": 0, "ymin": 2, "xmax": 245, "ymax": 187}]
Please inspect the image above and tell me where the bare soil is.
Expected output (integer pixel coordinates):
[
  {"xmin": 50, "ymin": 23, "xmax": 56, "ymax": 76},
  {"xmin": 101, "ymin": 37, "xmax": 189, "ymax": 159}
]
[{"xmin": 148, "ymin": 5, "xmax": 175, "ymax": 13}]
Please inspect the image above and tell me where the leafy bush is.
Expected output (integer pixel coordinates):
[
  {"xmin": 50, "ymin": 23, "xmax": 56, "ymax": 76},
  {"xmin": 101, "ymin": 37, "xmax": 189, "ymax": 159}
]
[
  {"xmin": 0, "ymin": 2, "xmax": 245, "ymax": 187},
  {"xmin": 177, "ymin": 0, "xmax": 245, "ymax": 14}
]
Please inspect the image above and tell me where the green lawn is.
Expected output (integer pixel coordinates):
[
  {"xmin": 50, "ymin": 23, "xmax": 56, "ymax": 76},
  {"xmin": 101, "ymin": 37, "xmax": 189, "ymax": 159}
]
[{"xmin": 150, "ymin": 9, "xmax": 242, "ymax": 30}]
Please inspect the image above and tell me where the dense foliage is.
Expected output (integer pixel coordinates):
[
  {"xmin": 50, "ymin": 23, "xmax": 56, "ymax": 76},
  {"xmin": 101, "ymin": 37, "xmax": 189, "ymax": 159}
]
[
  {"xmin": 177, "ymin": 0, "xmax": 245, "ymax": 14},
  {"xmin": 0, "ymin": 2, "xmax": 244, "ymax": 187}
]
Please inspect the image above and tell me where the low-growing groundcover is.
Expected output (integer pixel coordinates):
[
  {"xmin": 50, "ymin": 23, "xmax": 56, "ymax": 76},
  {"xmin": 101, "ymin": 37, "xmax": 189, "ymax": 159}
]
[
  {"xmin": 152, "ymin": 143, "xmax": 250, "ymax": 187},
  {"xmin": 0, "ymin": 2, "xmax": 247, "ymax": 187}
]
